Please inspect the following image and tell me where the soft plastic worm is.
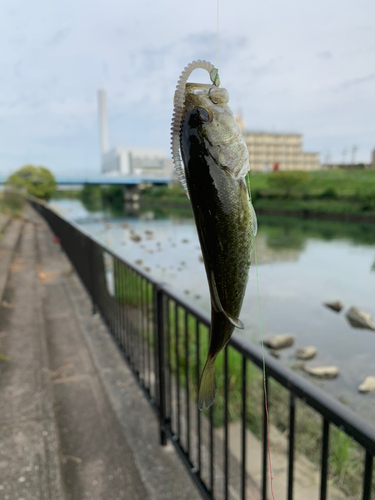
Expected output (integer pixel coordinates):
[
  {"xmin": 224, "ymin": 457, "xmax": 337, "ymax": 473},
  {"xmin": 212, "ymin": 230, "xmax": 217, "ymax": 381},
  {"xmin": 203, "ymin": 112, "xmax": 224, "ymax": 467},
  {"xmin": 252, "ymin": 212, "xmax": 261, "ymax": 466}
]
[{"xmin": 170, "ymin": 60, "xmax": 215, "ymax": 198}]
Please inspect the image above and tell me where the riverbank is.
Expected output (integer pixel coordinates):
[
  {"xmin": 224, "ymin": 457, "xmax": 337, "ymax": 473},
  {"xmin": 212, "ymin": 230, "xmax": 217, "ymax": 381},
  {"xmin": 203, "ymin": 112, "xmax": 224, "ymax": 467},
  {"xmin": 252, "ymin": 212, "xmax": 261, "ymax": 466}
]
[
  {"xmin": 138, "ymin": 197, "xmax": 375, "ymax": 223},
  {"xmin": 0, "ymin": 190, "xmax": 25, "ymax": 218},
  {"xmin": 44, "ymin": 197, "xmax": 375, "ymax": 499},
  {"xmin": 52, "ymin": 169, "xmax": 375, "ymax": 221},
  {"xmin": 140, "ymin": 169, "xmax": 375, "ymax": 221}
]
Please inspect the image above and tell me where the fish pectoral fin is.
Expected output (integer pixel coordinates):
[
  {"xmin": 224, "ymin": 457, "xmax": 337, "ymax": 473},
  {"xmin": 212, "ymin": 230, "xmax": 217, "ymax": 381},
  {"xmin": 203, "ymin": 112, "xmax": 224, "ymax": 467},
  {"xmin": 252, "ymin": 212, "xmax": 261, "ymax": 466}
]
[
  {"xmin": 210, "ymin": 271, "xmax": 244, "ymax": 330},
  {"xmin": 251, "ymin": 203, "xmax": 258, "ymax": 236},
  {"xmin": 222, "ymin": 165, "xmax": 236, "ymax": 178},
  {"xmin": 225, "ymin": 311, "xmax": 244, "ymax": 330}
]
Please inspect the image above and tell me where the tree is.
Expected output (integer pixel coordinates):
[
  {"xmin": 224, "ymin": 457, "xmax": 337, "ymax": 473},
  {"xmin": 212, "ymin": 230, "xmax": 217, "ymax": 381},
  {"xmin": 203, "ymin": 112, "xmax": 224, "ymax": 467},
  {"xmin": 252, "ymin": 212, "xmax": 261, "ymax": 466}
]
[
  {"xmin": 80, "ymin": 184, "xmax": 103, "ymax": 211},
  {"xmin": 6, "ymin": 164, "xmax": 56, "ymax": 200},
  {"xmin": 267, "ymin": 171, "xmax": 310, "ymax": 195}
]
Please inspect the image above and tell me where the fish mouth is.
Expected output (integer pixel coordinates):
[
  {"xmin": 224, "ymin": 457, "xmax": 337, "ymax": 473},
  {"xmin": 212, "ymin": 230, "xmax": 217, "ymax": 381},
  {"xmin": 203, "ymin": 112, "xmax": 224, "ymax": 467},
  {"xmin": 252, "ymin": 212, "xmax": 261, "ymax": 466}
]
[
  {"xmin": 185, "ymin": 83, "xmax": 213, "ymax": 96},
  {"xmin": 185, "ymin": 83, "xmax": 230, "ymax": 108}
]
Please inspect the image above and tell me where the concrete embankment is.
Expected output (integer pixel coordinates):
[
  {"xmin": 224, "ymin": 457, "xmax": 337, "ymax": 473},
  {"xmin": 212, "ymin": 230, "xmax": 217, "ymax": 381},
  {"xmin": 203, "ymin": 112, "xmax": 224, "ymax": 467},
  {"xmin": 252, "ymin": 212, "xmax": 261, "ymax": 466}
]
[{"xmin": 0, "ymin": 206, "xmax": 200, "ymax": 500}]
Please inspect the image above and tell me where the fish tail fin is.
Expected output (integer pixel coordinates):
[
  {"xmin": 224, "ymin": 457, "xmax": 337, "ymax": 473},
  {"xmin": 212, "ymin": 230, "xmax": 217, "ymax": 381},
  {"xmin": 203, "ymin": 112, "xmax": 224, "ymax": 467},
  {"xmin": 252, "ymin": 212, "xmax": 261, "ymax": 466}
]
[{"xmin": 198, "ymin": 358, "xmax": 217, "ymax": 411}]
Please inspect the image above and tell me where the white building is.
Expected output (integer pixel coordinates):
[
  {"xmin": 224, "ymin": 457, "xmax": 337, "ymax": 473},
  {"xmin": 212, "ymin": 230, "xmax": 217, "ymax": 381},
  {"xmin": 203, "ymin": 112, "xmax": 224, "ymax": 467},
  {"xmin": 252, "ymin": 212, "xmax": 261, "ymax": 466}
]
[
  {"xmin": 234, "ymin": 113, "xmax": 320, "ymax": 172},
  {"xmin": 102, "ymin": 147, "xmax": 173, "ymax": 177},
  {"xmin": 243, "ymin": 131, "xmax": 320, "ymax": 172},
  {"xmin": 98, "ymin": 90, "xmax": 172, "ymax": 178}
]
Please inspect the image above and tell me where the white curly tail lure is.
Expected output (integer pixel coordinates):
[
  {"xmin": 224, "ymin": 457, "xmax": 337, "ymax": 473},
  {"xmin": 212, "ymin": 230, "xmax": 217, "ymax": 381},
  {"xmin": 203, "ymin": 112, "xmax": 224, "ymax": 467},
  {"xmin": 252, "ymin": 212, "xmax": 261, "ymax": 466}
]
[{"xmin": 170, "ymin": 60, "xmax": 220, "ymax": 198}]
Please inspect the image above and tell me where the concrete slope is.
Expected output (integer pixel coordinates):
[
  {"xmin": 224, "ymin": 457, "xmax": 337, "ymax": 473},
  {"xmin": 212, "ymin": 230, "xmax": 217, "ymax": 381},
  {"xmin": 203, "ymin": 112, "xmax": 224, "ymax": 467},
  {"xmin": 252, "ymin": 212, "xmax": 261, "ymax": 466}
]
[
  {"xmin": 0, "ymin": 215, "xmax": 65, "ymax": 499},
  {"xmin": 33, "ymin": 207, "xmax": 201, "ymax": 500}
]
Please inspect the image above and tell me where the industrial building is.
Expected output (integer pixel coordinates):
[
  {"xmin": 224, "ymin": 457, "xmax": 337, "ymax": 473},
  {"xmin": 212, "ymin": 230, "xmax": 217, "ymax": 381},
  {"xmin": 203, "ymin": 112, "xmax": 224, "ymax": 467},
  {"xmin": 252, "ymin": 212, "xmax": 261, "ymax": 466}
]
[
  {"xmin": 97, "ymin": 90, "xmax": 173, "ymax": 178},
  {"xmin": 101, "ymin": 147, "xmax": 173, "ymax": 177}
]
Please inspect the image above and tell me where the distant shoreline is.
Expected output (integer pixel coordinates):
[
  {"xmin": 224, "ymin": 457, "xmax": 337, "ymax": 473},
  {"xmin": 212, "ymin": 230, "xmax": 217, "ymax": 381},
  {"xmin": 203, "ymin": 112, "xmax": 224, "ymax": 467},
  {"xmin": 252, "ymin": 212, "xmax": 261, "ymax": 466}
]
[
  {"xmin": 139, "ymin": 199, "xmax": 375, "ymax": 224},
  {"xmin": 253, "ymin": 207, "xmax": 375, "ymax": 223}
]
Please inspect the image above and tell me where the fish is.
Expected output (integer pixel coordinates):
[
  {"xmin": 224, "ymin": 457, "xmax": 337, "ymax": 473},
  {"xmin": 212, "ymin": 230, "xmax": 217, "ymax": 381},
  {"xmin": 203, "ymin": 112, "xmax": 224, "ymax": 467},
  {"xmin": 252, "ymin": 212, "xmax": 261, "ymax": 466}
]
[{"xmin": 176, "ymin": 71, "xmax": 256, "ymax": 410}]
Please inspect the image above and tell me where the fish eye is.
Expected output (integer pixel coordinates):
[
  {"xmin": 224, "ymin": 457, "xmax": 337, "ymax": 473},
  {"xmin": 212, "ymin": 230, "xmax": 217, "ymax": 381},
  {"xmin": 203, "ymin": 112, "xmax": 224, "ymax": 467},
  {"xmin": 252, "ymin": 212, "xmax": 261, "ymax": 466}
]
[{"xmin": 196, "ymin": 107, "xmax": 212, "ymax": 123}]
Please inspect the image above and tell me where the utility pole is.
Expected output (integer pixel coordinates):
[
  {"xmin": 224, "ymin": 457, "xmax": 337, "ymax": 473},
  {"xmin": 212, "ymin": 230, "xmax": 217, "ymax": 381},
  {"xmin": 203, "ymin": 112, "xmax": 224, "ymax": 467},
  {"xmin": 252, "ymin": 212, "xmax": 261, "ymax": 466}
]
[
  {"xmin": 325, "ymin": 150, "xmax": 331, "ymax": 167},
  {"xmin": 351, "ymin": 145, "xmax": 357, "ymax": 168}
]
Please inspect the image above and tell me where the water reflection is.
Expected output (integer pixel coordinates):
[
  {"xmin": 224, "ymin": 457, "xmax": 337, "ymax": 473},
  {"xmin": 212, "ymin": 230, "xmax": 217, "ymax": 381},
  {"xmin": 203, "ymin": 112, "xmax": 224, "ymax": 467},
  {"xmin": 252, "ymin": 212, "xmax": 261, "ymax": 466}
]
[{"xmin": 50, "ymin": 198, "xmax": 375, "ymax": 424}]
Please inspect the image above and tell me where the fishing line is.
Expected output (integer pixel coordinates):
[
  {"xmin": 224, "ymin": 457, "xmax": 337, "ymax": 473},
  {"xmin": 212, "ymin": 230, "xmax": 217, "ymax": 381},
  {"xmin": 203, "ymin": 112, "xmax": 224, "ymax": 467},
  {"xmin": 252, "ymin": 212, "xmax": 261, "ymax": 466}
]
[
  {"xmin": 254, "ymin": 244, "xmax": 275, "ymax": 500},
  {"xmin": 216, "ymin": 0, "xmax": 220, "ymax": 69},
  {"xmin": 247, "ymin": 176, "xmax": 275, "ymax": 500},
  {"xmin": 213, "ymin": 0, "xmax": 274, "ymax": 487}
]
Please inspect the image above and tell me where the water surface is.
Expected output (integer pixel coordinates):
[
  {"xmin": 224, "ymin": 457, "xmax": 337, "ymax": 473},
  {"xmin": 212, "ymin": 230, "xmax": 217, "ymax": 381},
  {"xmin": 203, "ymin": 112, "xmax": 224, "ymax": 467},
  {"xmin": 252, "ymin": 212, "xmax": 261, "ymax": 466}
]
[{"xmin": 50, "ymin": 198, "xmax": 375, "ymax": 423}]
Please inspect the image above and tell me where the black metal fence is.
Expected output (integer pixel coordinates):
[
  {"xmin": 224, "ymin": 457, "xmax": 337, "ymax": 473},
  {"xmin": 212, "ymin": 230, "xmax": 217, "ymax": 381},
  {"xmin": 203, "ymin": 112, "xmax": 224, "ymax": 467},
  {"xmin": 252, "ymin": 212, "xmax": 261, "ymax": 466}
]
[{"xmin": 30, "ymin": 199, "xmax": 375, "ymax": 500}]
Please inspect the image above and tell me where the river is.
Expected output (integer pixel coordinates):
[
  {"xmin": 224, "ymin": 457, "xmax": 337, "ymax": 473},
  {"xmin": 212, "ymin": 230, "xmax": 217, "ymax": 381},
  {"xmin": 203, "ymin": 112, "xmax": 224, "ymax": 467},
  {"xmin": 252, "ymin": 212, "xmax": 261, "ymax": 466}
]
[{"xmin": 50, "ymin": 197, "xmax": 375, "ymax": 424}]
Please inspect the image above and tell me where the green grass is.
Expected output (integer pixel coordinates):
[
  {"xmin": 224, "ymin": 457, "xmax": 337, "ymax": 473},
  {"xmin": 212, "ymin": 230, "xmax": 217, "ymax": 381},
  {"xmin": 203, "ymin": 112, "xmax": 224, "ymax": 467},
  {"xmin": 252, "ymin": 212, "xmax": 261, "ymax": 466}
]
[
  {"xmin": 258, "ymin": 214, "xmax": 375, "ymax": 246},
  {"xmin": 140, "ymin": 170, "xmax": 375, "ymax": 216},
  {"xmin": 52, "ymin": 189, "xmax": 81, "ymax": 199},
  {"xmin": 166, "ymin": 304, "xmax": 264, "ymax": 429},
  {"xmin": 114, "ymin": 264, "xmax": 153, "ymax": 307},
  {"xmin": 253, "ymin": 197, "xmax": 369, "ymax": 214},
  {"xmin": 0, "ymin": 190, "xmax": 25, "ymax": 218},
  {"xmin": 141, "ymin": 184, "xmax": 189, "ymax": 205},
  {"xmin": 249, "ymin": 169, "xmax": 375, "ymax": 198}
]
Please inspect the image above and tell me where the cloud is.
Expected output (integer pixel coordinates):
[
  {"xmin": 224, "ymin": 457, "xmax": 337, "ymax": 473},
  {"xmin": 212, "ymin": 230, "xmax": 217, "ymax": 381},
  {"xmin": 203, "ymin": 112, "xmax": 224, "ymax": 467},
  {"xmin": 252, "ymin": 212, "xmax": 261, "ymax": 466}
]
[
  {"xmin": 14, "ymin": 60, "xmax": 22, "ymax": 77},
  {"xmin": 1, "ymin": 0, "xmax": 374, "ymax": 174},
  {"xmin": 317, "ymin": 51, "xmax": 333, "ymax": 60},
  {"xmin": 338, "ymin": 73, "xmax": 375, "ymax": 90},
  {"xmin": 47, "ymin": 28, "xmax": 71, "ymax": 46}
]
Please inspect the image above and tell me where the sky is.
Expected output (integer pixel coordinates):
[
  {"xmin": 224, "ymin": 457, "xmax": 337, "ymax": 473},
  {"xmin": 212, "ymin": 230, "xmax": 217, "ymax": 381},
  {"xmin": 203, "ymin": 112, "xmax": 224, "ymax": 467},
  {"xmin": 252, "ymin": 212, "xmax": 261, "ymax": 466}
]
[{"xmin": 1, "ymin": 0, "xmax": 374, "ymax": 177}]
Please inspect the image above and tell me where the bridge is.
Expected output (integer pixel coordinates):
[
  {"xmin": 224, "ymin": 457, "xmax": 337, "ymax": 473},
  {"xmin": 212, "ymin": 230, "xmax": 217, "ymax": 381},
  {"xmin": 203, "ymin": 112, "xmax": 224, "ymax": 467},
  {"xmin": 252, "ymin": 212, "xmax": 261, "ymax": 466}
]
[{"xmin": 0, "ymin": 175, "xmax": 173, "ymax": 186}]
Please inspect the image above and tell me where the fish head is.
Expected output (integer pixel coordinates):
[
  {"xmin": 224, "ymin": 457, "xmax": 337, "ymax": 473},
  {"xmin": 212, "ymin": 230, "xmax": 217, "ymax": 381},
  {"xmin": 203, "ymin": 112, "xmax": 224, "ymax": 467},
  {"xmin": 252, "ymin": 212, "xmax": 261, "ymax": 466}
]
[
  {"xmin": 183, "ymin": 83, "xmax": 249, "ymax": 179},
  {"xmin": 183, "ymin": 83, "xmax": 231, "ymax": 138}
]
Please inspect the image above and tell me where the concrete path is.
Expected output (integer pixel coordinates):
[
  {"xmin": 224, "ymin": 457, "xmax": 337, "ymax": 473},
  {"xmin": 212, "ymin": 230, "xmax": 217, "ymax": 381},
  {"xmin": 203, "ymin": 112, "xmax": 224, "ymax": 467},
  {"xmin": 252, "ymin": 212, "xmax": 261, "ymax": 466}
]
[
  {"xmin": 0, "ymin": 215, "xmax": 65, "ymax": 500},
  {"xmin": 0, "ymin": 206, "xmax": 201, "ymax": 500}
]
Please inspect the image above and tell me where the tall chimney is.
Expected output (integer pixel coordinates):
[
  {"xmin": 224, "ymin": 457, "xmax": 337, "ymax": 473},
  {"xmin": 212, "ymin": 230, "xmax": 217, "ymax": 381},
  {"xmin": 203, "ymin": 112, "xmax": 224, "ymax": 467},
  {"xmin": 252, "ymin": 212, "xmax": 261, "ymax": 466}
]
[{"xmin": 98, "ymin": 90, "xmax": 109, "ymax": 167}]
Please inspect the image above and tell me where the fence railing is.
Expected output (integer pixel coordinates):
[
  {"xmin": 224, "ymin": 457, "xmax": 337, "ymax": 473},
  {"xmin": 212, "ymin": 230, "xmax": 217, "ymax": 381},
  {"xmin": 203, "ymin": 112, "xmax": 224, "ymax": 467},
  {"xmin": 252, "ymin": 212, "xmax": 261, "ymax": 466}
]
[{"xmin": 30, "ymin": 199, "xmax": 375, "ymax": 500}]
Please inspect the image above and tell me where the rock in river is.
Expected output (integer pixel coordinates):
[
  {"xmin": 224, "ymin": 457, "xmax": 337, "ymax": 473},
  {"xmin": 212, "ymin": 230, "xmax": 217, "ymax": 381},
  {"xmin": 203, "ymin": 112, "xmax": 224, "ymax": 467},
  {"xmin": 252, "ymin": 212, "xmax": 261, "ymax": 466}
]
[
  {"xmin": 323, "ymin": 300, "xmax": 344, "ymax": 312},
  {"xmin": 303, "ymin": 365, "xmax": 339, "ymax": 379},
  {"xmin": 346, "ymin": 306, "xmax": 375, "ymax": 331},
  {"xmin": 358, "ymin": 376, "xmax": 375, "ymax": 393},
  {"xmin": 296, "ymin": 346, "xmax": 317, "ymax": 360},
  {"xmin": 269, "ymin": 349, "xmax": 280, "ymax": 359},
  {"xmin": 130, "ymin": 234, "xmax": 142, "ymax": 242},
  {"xmin": 263, "ymin": 334, "xmax": 294, "ymax": 350}
]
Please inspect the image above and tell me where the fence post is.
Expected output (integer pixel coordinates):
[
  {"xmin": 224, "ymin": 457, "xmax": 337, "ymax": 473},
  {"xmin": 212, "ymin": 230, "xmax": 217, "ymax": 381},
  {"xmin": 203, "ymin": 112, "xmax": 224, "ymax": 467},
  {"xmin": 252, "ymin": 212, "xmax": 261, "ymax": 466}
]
[
  {"xmin": 89, "ymin": 240, "xmax": 97, "ymax": 315},
  {"xmin": 156, "ymin": 285, "xmax": 167, "ymax": 446}
]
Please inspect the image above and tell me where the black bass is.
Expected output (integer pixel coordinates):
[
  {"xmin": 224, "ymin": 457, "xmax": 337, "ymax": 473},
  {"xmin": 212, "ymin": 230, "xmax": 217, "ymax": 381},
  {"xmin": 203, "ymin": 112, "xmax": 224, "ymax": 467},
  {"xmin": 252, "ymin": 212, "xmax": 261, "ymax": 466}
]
[{"xmin": 170, "ymin": 61, "xmax": 256, "ymax": 410}]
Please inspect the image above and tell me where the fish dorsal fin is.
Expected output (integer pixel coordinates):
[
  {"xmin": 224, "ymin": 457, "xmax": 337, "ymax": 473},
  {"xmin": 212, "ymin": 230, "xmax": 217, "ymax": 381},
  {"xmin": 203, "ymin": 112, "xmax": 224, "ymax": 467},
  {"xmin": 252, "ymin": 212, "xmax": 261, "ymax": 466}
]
[{"xmin": 210, "ymin": 271, "xmax": 244, "ymax": 330}]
